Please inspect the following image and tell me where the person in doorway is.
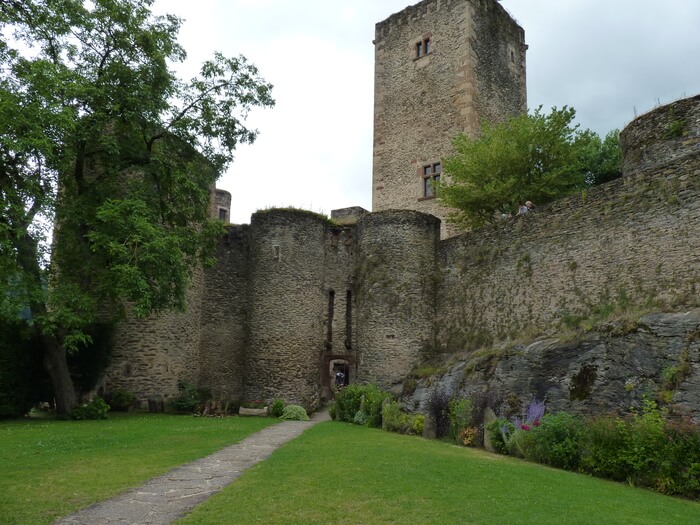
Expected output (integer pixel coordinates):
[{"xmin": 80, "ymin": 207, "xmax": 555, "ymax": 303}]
[{"xmin": 335, "ymin": 369, "xmax": 345, "ymax": 387}]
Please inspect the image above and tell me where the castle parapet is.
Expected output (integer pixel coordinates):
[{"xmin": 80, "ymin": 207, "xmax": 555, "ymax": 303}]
[{"xmin": 621, "ymin": 94, "xmax": 700, "ymax": 177}]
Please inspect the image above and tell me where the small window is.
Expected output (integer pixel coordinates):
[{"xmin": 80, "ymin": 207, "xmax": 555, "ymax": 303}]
[
  {"xmin": 421, "ymin": 162, "xmax": 441, "ymax": 198},
  {"xmin": 416, "ymin": 37, "xmax": 431, "ymax": 58},
  {"xmin": 218, "ymin": 208, "xmax": 228, "ymax": 221}
]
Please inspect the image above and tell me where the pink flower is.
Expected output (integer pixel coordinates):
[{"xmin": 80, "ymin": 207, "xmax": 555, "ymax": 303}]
[
  {"xmin": 533, "ymin": 420, "xmax": 541, "ymax": 427},
  {"xmin": 520, "ymin": 424, "xmax": 531, "ymax": 431}
]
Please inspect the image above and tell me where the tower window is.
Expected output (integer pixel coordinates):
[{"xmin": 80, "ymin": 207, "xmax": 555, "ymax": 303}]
[
  {"xmin": 416, "ymin": 37, "xmax": 431, "ymax": 58},
  {"xmin": 218, "ymin": 207, "xmax": 228, "ymax": 221},
  {"xmin": 421, "ymin": 162, "xmax": 441, "ymax": 198}
]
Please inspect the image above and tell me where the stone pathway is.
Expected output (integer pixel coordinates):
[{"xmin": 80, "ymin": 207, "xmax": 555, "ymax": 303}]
[{"xmin": 54, "ymin": 410, "xmax": 331, "ymax": 525}]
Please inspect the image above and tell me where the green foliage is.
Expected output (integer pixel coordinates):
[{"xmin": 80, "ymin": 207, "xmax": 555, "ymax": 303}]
[
  {"xmin": 270, "ymin": 398, "xmax": 285, "ymax": 418},
  {"xmin": 487, "ymin": 398, "xmax": 700, "ymax": 499},
  {"xmin": 169, "ymin": 380, "xmax": 208, "ymax": 414},
  {"xmin": 0, "ymin": 0, "xmax": 274, "ymax": 414},
  {"xmin": 70, "ymin": 396, "xmax": 110, "ymax": 420},
  {"xmin": 523, "ymin": 412, "xmax": 585, "ymax": 470},
  {"xmin": 448, "ymin": 397, "xmax": 473, "ymax": 443},
  {"xmin": 333, "ymin": 384, "xmax": 390, "ymax": 428},
  {"xmin": 382, "ymin": 400, "xmax": 424, "ymax": 435},
  {"xmin": 280, "ymin": 405, "xmax": 309, "ymax": 421},
  {"xmin": 106, "ymin": 389, "xmax": 135, "ymax": 412},
  {"xmin": 440, "ymin": 106, "xmax": 619, "ymax": 227}
]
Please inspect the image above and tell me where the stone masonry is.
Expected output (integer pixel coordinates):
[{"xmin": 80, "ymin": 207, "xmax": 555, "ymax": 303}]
[
  {"xmin": 372, "ymin": 0, "xmax": 526, "ymax": 237},
  {"xmin": 100, "ymin": 1, "xmax": 699, "ymax": 416}
]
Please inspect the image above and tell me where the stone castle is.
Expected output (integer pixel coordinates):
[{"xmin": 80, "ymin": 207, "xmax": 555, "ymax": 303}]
[{"xmin": 100, "ymin": 0, "xmax": 700, "ymax": 412}]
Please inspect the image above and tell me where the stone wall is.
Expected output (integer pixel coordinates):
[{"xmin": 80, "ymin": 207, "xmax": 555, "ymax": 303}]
[
  {"xmin": 437, "ymin": 97, "xmax": 700, "ymax": 353},
  {"xmin": 102, "ymin": 268, "xmax": 204, "ymax": 406},
  {"xmin": 621, "ymin": 94, "xmax": 700, "ymax": 176},
  {"xmin": 198, "ymin": 225, "xmax": 249, "ymax": 401},
  {"xmin": 372, "ymin": 0, "xmax": 526, "ymax": 236},
  {"xmin": 244, "ymin": 209, "xmax": 330, "ymax": 409},
  {"xmin": 355, "ymin": 210, "xmax": 440, "ymax": 388}
]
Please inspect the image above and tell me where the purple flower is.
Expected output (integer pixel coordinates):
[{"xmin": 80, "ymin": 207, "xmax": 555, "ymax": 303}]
[{"xmin": 526, "ymin": 398, "xmax": 546, "ymax": 422}]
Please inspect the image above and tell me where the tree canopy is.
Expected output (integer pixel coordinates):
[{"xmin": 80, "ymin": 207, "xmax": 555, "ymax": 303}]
[
  {"xmin": 0, "ymin": 0, "xmax": 274, "ymax": 414},
  {"xmin": 438, "ymin": 106, "xmax": 620, "ymax": 228}
]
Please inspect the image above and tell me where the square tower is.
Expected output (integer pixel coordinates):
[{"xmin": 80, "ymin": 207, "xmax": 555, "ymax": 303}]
[{"xmin": 372, "ymin": 0, "xmax": 527, "ymax": 236}]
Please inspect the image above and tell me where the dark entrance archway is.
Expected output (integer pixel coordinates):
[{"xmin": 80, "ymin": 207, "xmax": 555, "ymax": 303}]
[{"xmin": 322, "ymin": 354, "xmax": 355, "ymax": 400}]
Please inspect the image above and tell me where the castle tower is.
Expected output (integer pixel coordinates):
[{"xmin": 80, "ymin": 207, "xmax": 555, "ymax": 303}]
[
  {"xmin": 355, "ymin": 210, "xmax": 440, "ymax": 389},
  {"xmin": 372, "ymin": 0, "xmax": 527, "ymax": 236},
  {"xmin": 244, "ymin": 209, "xmax": 328, "ymax": 409}
]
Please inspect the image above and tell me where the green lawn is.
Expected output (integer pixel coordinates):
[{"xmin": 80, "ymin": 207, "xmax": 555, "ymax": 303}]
[
  {"xmin": 178, "ymin": 422, "xmax": 700, "ymax": 525},
  {"xmin": 4, "ymin": 416, "xmax": 700, "ymax": 525},
  {"xmin": 0, "ymin": 414, "xmax": 276, "ymax": 525}
]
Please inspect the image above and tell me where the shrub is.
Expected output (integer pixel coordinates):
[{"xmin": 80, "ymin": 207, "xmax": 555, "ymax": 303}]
[
  {"xmin": 71, "ymin": 396, "xmax": 110, "ymax": 420},
  {"xmin": 106, "ymin": 389, "xmax": 135, "ymax": 412},
  {"xmin": 427, "ymin": 387, "xmax": 451, "ymax": 438},
  {"xmin": 486, "ymin": 417, "xmax": 514, "ymax": 455},
  {"xmin": 271, "ymin": 398, "xmax": 285, "ymax": 418},
  {"xmin": 448, "ymin": 397, "xmax": 473, "ymax": 443},
  {"xmin": 353, "ymin": 410, "xmax": 369, "ymax": 425},
  {"xmin": 382, "ymin": 400, "xmax": 424, "ymax": 435},
  {"xmin": 580, "ymin": 414, "xmax": 631, "ymax": 481},
  {"xmin": 334, "ymin": 384, "xmax": 390, "ymax": 428},
  {"xmin": 280, "ymin": 404, "xmax": 309, "ymax": 421},
  {"xmin": 460, "ymin": 427, "xmax": 479, "ymax": 446},
  {"xmin": 170, "ymin": 380, "xmax": 208, "ymax": 414},
  {"xmin": 656, "ymin": 418, "xmax": 700, "ymax": 497},
  {"xmin": 527, "ymin": 412, "xmax": 584, "ymax": 470}
]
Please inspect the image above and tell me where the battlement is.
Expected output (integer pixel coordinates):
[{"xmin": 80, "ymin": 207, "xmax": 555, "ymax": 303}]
[{"xmin": 621, "ymin": 94, "xmax": 700, "ymax": 176}]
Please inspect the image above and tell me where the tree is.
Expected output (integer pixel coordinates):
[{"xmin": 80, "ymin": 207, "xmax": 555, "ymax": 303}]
[
  {"xmin": 0, "ymin": 0, "xmax": 274, "ymax": 414},
  {"xmin": 438, "ymin": 106, "xmax": 619, "ymax": 228}
]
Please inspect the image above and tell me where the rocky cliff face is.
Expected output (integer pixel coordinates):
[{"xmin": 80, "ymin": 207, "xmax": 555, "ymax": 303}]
[{"xmin": 403, "ymin": 310, "xmax": 700, "ymax": 420}]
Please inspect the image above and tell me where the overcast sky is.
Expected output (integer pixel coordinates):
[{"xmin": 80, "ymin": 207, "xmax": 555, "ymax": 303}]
[{"xmin": 152, "ymin": 0, "xmax": 700, "ymax": 224}]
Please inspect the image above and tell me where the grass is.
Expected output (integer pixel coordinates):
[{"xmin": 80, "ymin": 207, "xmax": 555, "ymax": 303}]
[
  {"xmin": 0, "ymin": 413, "xmax": 276, "ymax": 525},
  {"xmin": 4, "ymin": 416, "xmax": 700, "ymax": 524},
  {"xmin": 178, "ymin": 422, "xmax": 700, "ymax": 525}
]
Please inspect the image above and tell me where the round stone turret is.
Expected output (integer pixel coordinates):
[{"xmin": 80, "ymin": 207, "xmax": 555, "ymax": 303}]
[
  {"xmin": 621, "ymin": 93, "xmax": 700, "ymax": 176},
  {"xmin": 355, "ymin": 210, "xmax": 440, "ymax": 389},
  {"xmin": 245, "ymin": 209, "xmax": 328, "ymax": 409}
]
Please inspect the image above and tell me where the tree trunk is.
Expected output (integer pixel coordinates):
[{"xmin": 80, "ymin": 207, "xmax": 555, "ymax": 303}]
[{"xmin": 42, "ymin": 335, "xmax": 78, "ymax": 415}]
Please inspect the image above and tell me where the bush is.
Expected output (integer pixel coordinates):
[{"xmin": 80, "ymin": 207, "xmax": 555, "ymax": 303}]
[
  {"xmin": 427, "ymin": 387, "xmax": 451, "ymax": 438},
  {"xmin": 486, "ymin": 418, "xmax": 514, "ymax": 455},
  {"xmin": 527, "ymin": 412, "xmax": 584, "ymax": 470},
  {"xmin": 334, "ymin": 384, "xmax": 390, "ymax": 428},
  {"xmin": 170, "ymin": 380, "xmax": 208, "ymax": 414},
  {"xmin": 280, "ymin": 404, "xmax": 309, "ymax": 421},
  {"xmin": 656, "ymin": 418, "xmax": 700, "ymax": 497},
  {"xmin": 580, "ymin": 415, "xmax": 630, "ymax": 481},
  {"xmin": 106, "ymin": 389, "xmax": 135, "ymax": 412},
  {"xmin": 448, "ymin": 397, "xmax": 473, "ymax": 443},
  {"xmin": 382, "ymin": 400, "xmax": 424, "ymax": 435},
  {"xmin": 271, "ymin": 398, "xmax": 285, "ymax": 418},
  {"xmin": 71, "ymin": 396, "xmax": 110, "ymax": 420}
]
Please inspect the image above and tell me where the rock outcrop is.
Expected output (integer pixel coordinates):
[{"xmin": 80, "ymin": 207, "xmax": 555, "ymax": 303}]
[{"xmin": 402, "ymin": 310, "xmax": 700, "ymax": 420}]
